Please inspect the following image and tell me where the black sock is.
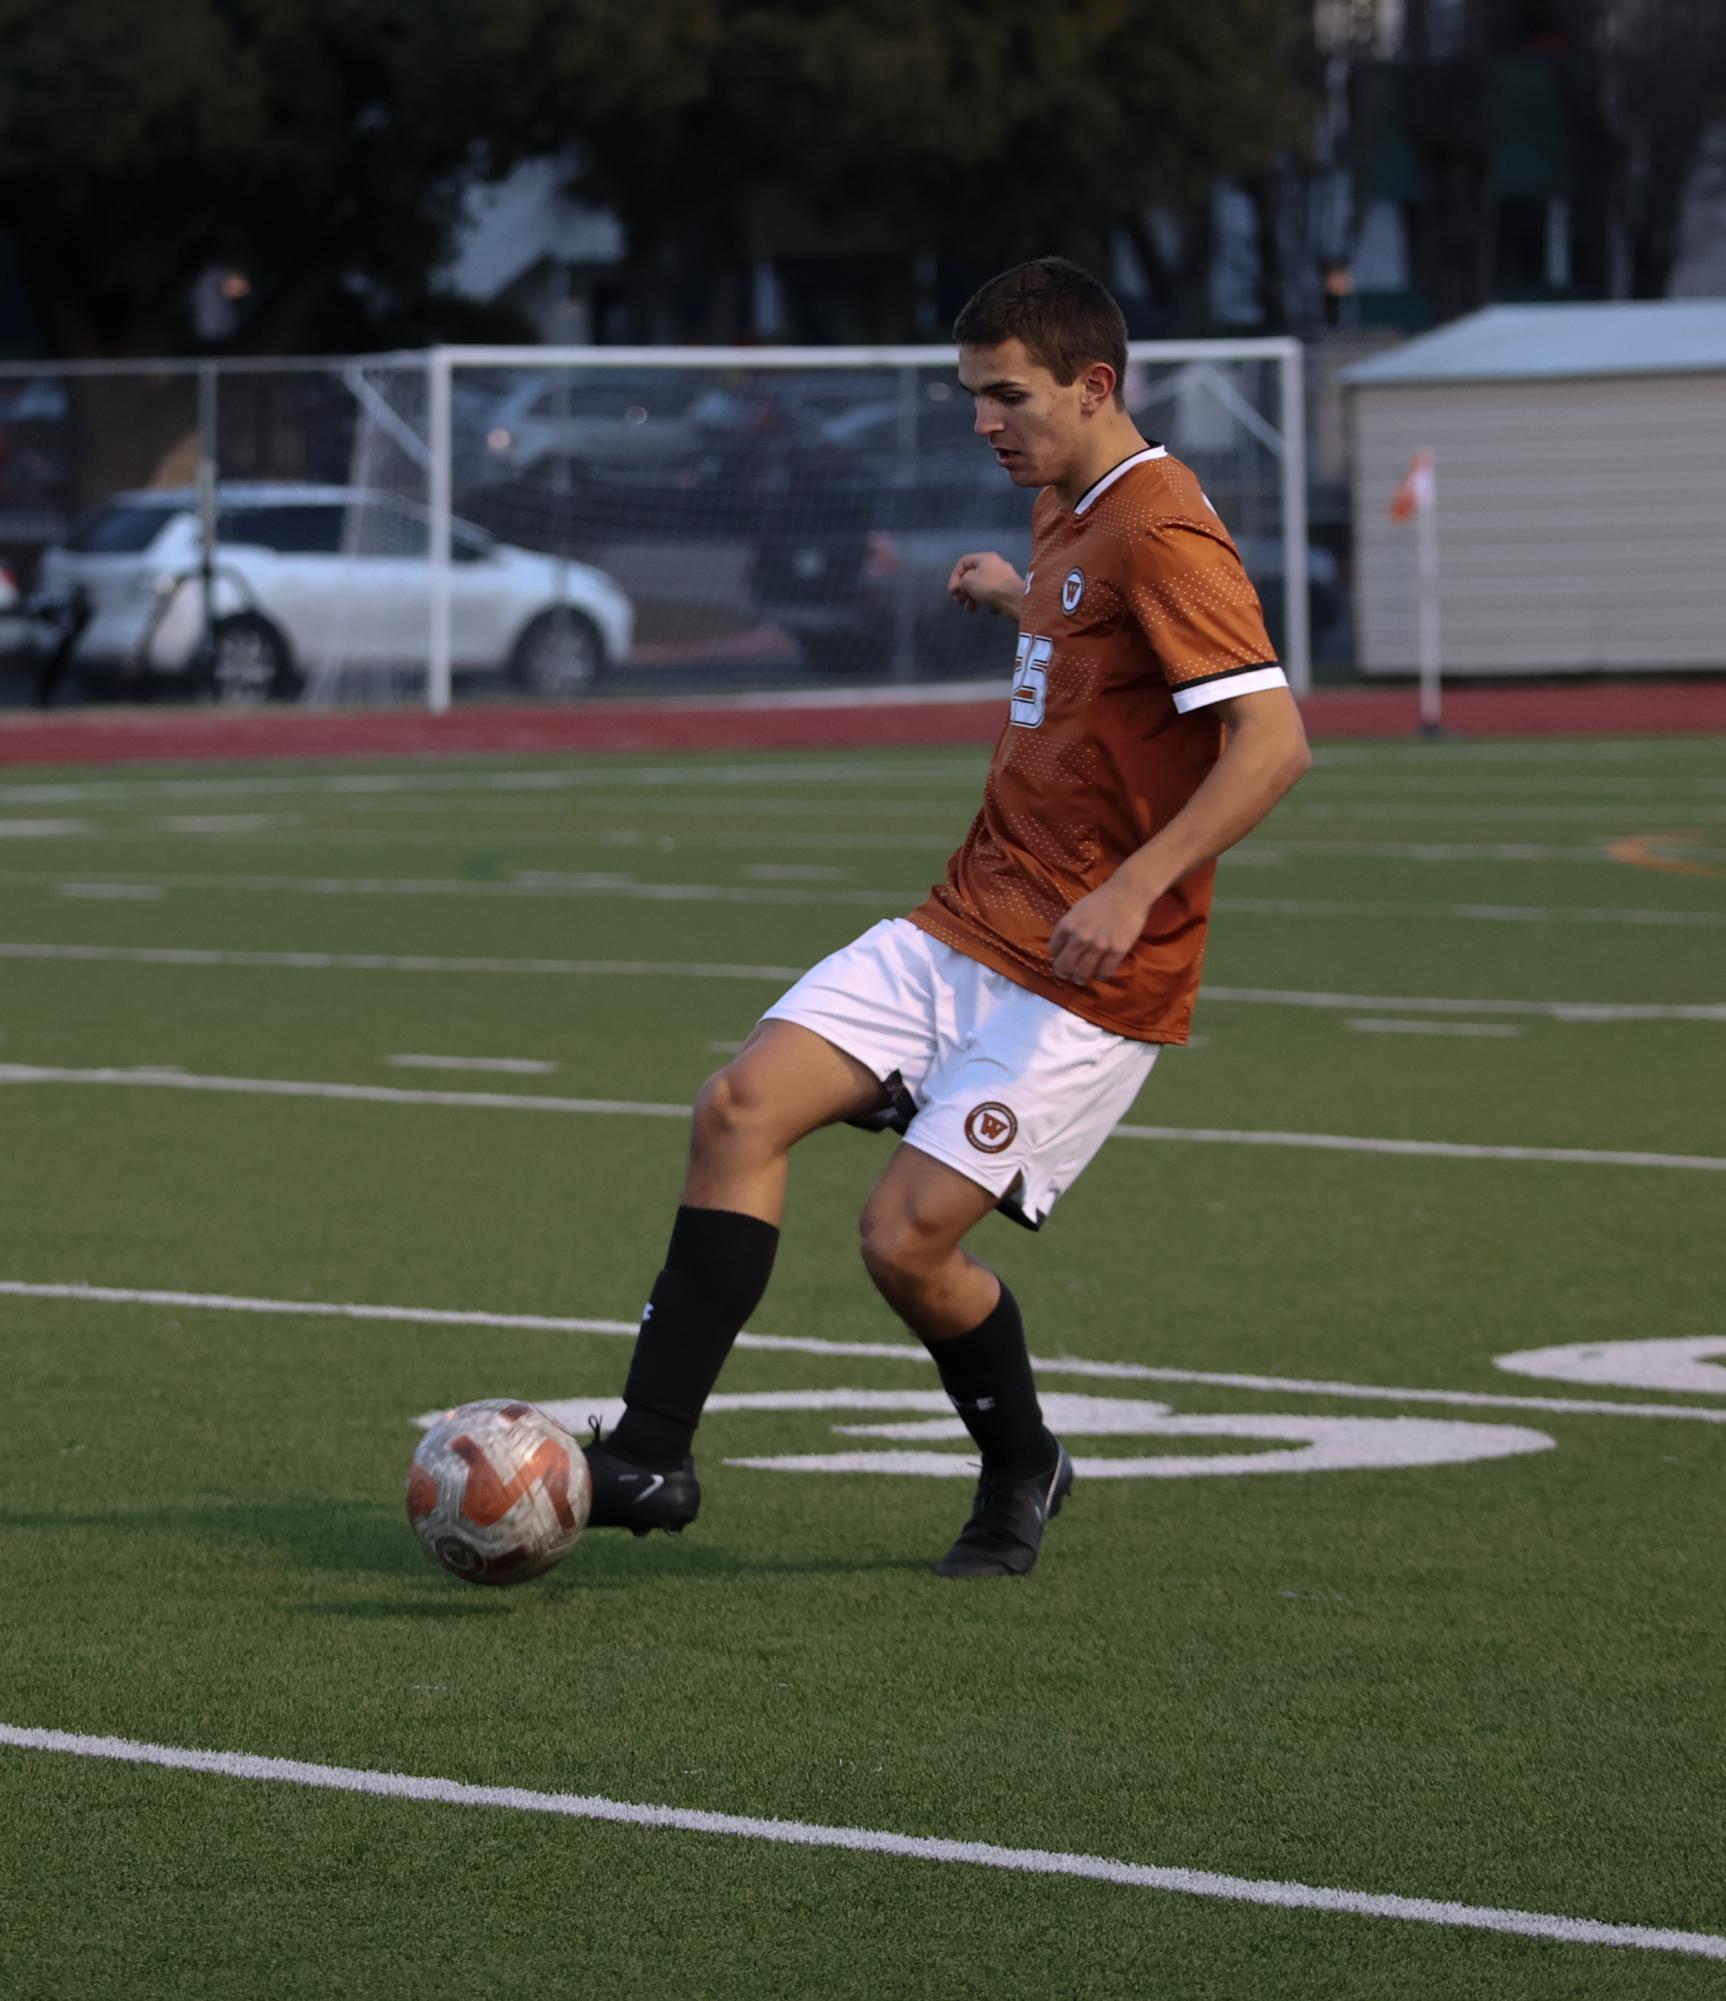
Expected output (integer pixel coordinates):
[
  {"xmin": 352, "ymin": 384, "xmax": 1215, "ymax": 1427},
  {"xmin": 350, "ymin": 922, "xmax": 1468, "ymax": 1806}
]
[
  {"xmin": 610, "ymin": 1206, "xmax": 780, "ymax": 1467},
  {"xmin": 928, "ymin": 1282, "xmax": 1053, "ymax": 1476}
]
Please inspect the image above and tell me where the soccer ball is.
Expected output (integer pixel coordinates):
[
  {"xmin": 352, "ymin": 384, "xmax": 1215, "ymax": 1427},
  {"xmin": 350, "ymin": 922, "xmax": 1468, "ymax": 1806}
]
[{"xmin": 407, "ymin": 1399, "xmax": 591, "ymax": 1586}]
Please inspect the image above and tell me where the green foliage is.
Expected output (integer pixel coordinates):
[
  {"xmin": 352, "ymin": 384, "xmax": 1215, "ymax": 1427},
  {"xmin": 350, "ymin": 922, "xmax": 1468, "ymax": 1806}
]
[
  {"xmin": 538, "ymin": 0, "xmax": 1307, "ymax": 287},
  {"xmin": 0, "ymin": 0, "xmax": 535, "ymax": 353},
  {"xmin": 0, "ymin": 0, "xmax": 1308, "ymax": 353}
]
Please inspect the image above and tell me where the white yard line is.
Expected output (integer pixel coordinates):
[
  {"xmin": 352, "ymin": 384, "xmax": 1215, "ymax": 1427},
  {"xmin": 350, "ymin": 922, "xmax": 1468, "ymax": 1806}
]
[
  {"xmin": 1247, "ymin": 840, "xmax": 1726, "ymax": 864},
  {"xmin": 1308, "ymin": 740, "xmax": 1721, "ymax": 767},
  {"xmin": 0, "ymin": 943, "xmax": 802, "ymax": 980},
  {"xmin": 0, "ymin": 1066, "xmax": 1721, "ymax": 1172},
  {"xmin": 386, "ymin": 1055, "xmax": 559, "ymax": 1075},
  {"xmin": 19, "ymin": 868, "xmax": 915, "ymax": 910},
  {"xmin": 1286, "ymin": 802, "xmax": 1726, "ymax": 824},
  {"xmin": 1110, "ymin": 1122, "xmax": 1725, "ymax": 1171},
  {"xmin": 1201, "ymin": 986, "xmax": 1726, "ymax": 1023},
  {"xmin": 1218, "ymin": 897, "xmax": 1726, "ymax": 930},
  {"xmin": 54, "ymin": 883, "xmax": 165, "ymax": 902},
  {"xmin": 1345, "ymin": 1020, "xmax": 1524, "ymax": 1039},
  {"xmin": 1, "ymin": 939, "xmax": 1718, "ymax": 1025},
  {"xmin": 155, "ymin": 814, "xmax": 307, "ymax": 833},
  {"xmin": 9, "ymin": 869, "xmax": 1718, "ymax": 927},
  {"xmin": 0, "ymin": 1064, "xmax": 689, "ymax": 1119},
  {"xmin": 6, "ymin": 1279, "xmax": 1726, "ymax": 1427},
  {"xmin": 1, "ymin": 1723, "xmax": 1719, "ymax": 1961},
  {"xmin": 1301, "ymin": 773, "xmax": 1726, "ymax": 795},
  {"xmin": 0, "ymin": 761, "xmax": 981, "ymax": 809}
]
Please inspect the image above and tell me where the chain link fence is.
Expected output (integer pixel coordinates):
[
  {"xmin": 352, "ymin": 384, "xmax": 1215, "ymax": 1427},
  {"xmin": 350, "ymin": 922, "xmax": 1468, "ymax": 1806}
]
[{"xmin": 0, "ymin": 341, "xmax": 1310, "ymax": 708}]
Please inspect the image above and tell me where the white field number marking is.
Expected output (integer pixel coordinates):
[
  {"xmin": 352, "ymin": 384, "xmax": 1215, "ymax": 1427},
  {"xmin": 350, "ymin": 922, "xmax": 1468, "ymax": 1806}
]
[
  {"xmin": 428, "ymin": 1390, "xmax": 1554, "ymax": 1480},
  {"xmin": 1497, "ymin": 1337, "xmax": 1726, "ymax": 1396}
]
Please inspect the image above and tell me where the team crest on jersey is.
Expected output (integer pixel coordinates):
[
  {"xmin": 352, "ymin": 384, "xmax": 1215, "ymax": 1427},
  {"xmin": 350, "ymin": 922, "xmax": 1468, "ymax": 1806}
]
[
  {"xmin": 964, "ymin": 1102, "xmax": 1018, "ymax": 1154},
  {"xmin": 1061, "ymin": 568, "xmax": 1085, "ymax": 615}
]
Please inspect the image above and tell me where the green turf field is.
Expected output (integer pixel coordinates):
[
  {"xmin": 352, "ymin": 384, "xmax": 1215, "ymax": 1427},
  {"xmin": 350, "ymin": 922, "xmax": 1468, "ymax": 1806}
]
[{"xmin": 1, "ymin": 733, "xmax": 1723, "ymax": 1999}]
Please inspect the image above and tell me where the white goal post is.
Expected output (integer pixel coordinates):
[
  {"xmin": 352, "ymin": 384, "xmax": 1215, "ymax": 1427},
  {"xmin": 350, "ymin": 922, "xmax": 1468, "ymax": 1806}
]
[{"xmin": 423, "ymin": 338, "xmax": 1309, "ymax": 713}]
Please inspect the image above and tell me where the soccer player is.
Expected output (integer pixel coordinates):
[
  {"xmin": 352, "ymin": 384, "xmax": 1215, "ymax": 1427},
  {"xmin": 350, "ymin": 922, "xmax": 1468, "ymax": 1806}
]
[{"xmin": 583, "ymin": 256, "xmax": 1310, "ymax": 1577}]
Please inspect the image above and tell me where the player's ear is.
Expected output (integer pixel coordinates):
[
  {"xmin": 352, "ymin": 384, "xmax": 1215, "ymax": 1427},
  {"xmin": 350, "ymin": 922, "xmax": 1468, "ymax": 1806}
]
[{"xmin": 1078, "ymin": 361, "xmax": 1118, "ymax": 415}]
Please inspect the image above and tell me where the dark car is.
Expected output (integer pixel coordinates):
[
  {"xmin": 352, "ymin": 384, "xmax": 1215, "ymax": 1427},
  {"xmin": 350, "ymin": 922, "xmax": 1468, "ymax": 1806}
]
[{"xmin": 750, "ymin": 439, "xmax": 1035, "ymax": 681}]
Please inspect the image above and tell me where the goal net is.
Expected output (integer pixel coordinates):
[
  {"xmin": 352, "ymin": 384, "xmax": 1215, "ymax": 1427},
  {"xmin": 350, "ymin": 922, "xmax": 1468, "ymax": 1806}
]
[
  {"xmin": 429, "ymin": 340, "xmax": 1309, "ymax": 708},
  {"xmin": 0, "ymin": 340, "xmax": 1306, "ymax": 708}
]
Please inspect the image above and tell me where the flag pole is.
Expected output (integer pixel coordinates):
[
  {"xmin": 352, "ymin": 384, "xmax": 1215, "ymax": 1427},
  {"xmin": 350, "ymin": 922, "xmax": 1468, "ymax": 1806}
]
[{"xmin": 1416, "ymin": 451, "xmax": 1442, "ymax": 737}]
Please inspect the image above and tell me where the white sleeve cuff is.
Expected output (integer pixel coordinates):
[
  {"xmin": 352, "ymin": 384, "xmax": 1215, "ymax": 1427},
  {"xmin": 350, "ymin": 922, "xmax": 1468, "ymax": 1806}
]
[{"xmin": 1171, "ymin": 664, "xmax": 1289, "ymax": 714}]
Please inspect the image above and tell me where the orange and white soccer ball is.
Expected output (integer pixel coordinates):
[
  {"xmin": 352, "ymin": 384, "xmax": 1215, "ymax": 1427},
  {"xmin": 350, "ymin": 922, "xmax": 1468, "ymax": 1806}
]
[{"xmin": 407, "ymin": 1399, "xmax": 592, "ymax": 1586}]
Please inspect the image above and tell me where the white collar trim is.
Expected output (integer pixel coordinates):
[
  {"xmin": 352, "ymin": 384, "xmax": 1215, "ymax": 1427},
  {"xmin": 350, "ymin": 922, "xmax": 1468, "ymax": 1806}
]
[{"xmin": 1074, "ymin": 445, "xmax": 1166, "ymax": 515}]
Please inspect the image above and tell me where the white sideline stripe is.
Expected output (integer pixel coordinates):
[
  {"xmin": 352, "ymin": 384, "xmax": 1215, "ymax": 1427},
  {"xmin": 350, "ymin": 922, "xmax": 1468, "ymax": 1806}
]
[
  {"xmin": 0, "ymin": 740, "xmax": 1701, "ymax": 809},
  {"xmin": 7, "ymin": 1280, "xmax": 1726, "ymax": 1427},
  {"xmin": 0, "ymin": 761, "xmax": 985, "ymax": 808},
  {"xmin": 2, "ymin": 1065, "xmax": 1721, "ymax": 1173},
  {"xmin": 41, "ymin": 870, "xmax": 917, "ymax": 910},
  {"xmin": 387, "ymin": 1055, "xmax": 559, "ymax": 1075},
  {"xmin": 1346, "ymin": 1019, "xmax": 1524, "ymax": 1039},
  {"xmin": 1220, "ymin": 897, "xmax": 1726, "ymax": 930},
  {"xmin": 0, "ymin": 943, "xmax": 802, "ymax": 981},
  {"xmin": 0, "ymin": 1064, "xmax": 689, "ymax": 1120},
  {"xmin": 0, "ymin": 939, "xmax": 1718, "ymax": 1024},
  {"xmin": 1309, "ymin": 741, "xmax": 1720, "ymax": 767},
  {"xmin": 1203, "ymin": 986, "xmax": 1726, "ymax": 1023},
  {"xmin": 1111, "ymin": 1122, "xmax": 1726, "ymax": 1172},
  {"xmin": 55, "ymin": 882, "xmax": 166, "ymax": 902},
  {"xmin": 9, "ymin": 870, "xmax": 1717, "ymax": 928},
  {"xmin": 1251, "ymin": 840, "xmax": 1721, "ymax": 864},
  {"xmin": 1, "ymin": 1725, "xmax": 1719, "ymax": 1961},
  {"xmin": 1287, "ymin": 802, "xmax": 1726, "ymax": 824}
]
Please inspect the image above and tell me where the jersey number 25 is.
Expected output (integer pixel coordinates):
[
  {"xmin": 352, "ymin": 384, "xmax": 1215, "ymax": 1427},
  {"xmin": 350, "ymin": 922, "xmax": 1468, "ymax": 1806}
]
[{"xmin": 1011, "ymin": 634, "xmax": 1052, "ymax": 728}]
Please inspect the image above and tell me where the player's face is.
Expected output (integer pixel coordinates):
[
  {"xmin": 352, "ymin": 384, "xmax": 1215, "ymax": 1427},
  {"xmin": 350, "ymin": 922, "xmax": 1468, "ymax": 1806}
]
[{"xmin": 958, "ymin": 339, "xmax": 1087, "ymax": 489}]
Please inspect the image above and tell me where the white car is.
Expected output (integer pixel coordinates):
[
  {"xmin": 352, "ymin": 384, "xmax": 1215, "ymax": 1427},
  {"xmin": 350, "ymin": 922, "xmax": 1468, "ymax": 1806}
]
[{"xmin": 38, "ymin": 483, "xmax": 635, "ymax": 702}]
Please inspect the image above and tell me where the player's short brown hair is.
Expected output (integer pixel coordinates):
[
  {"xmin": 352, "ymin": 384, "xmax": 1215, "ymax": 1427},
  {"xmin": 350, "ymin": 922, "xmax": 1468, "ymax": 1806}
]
[{"xmin": 953, "ymin": 258, "xmax": 1129, "ymax": 404}]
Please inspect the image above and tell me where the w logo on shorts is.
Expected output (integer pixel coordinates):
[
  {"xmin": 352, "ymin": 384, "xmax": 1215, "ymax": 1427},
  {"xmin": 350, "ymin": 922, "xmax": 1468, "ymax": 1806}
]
[{"xmin": 964, "ymin": 1102, "xmax": 1019, "ymax": 1154}]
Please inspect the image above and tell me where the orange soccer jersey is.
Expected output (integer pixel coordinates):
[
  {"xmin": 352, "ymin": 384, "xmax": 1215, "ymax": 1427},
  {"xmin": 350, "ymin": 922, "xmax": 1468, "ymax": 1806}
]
[{"xmin": 909, "ymin": 446, "xmax": 1285, "ymax": 1043}]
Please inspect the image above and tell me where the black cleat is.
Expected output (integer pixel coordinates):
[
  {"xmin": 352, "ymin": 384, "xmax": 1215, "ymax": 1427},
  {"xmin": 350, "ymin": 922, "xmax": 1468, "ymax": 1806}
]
[
  {"xmin": 934, "ymin": 1440, "xmax": 1073, "ymax": 1580},
  {"xmin": 583, "ymin": 1429, "xmax": 701, "ymax": 1537}
]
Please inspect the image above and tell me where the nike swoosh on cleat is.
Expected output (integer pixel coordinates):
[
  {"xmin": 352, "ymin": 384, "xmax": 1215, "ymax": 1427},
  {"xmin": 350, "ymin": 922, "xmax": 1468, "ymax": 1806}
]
[{"xmin": 634, "ymin": 1473, "xmax": 666, "ymax": 1503}]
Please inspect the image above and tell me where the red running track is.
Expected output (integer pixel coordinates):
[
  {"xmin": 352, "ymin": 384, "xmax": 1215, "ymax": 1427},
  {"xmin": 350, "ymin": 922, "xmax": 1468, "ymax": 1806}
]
[{"xmin": 1, "ymin": 679, "xmax": 1723, "ymax": 769}]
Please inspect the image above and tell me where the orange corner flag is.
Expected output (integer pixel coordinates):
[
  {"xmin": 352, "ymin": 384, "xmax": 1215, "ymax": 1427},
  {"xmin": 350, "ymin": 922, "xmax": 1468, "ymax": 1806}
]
[{"xmin": 1390, "ymin": 448, "xmax": 1436, "ymax": 522}]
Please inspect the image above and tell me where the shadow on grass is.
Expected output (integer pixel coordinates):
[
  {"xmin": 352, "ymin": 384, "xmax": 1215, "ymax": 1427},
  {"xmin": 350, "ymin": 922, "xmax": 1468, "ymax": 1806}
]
[
  {"xmin": 0, "ymin": 1497, "xmax": 935, "ymax": 1605},
  {"xmin": 1, "ymin": 1496, "xmax": 444, "ymax": 1583}
]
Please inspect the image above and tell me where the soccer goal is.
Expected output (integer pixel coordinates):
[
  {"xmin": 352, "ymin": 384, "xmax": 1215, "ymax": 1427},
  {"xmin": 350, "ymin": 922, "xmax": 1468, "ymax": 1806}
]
[
  {"xmin": 0, "ymin": 339, "xmax": 1306, "ymax": 709},
  {"xmin": 422, "ymin": 338, "xmax": 1310, "ymax": 710}
]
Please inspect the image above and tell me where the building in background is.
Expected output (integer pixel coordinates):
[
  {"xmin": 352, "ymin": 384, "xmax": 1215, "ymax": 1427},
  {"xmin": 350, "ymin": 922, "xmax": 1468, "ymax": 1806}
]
[{"xmin": 1345, "ymin": 299, "xmax": 1726, "ymax": 676}]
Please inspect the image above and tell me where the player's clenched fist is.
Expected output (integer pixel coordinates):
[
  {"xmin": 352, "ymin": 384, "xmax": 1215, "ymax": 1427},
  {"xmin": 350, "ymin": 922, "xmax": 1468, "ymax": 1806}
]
[
  {"xmin": 1048, "ymin": 878, "xmax": 1155, "ymax": 986},
  {"xmin": 947, "ymin": 550, "xmax": 1025, "ymax": 616}
]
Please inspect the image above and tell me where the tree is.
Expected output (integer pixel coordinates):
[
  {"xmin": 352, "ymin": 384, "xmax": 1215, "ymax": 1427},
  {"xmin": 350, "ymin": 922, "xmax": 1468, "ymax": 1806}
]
[
  {"xmin": 1320, "ymin": 0, "xmax": 1726, "ymax": 320},
  {"xmin": 518, "ymin": 0, "xmax": 1312, "ymax": 339},
  {"xmin": 1558, "ymin": 0, "xmax": 1726, "ymax": 299},
  {"xmin": 0, "ymin": 0, "xmax": 542, "ymax": 357},
  {"xmin": 0, "ymin": 0, "xmax": 1312, "ymax": 355}
]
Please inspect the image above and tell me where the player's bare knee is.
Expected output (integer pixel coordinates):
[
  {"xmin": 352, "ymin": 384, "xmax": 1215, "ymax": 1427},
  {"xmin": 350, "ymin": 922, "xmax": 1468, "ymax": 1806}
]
[
  {"xmin": 857, "ymin": 1193, "xmax": 945, "ymax": 1297},
  {"xmin": 689, "ymin": 1062, "xmax": 777, "ymax": 1165}
]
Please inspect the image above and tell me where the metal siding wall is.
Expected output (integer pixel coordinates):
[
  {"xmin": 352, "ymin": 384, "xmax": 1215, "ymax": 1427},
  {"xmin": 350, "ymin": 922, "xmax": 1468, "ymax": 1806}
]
[{"xmin": 1350, "ymin": 374, "xmax": 1726, "ymax": 675}]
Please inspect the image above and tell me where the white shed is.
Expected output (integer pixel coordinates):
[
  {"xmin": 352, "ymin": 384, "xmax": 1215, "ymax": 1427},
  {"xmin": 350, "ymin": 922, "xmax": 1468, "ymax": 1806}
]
[{"xmin": 1343, "ymin": 302, "xmax": 1726, "ymax": 677}]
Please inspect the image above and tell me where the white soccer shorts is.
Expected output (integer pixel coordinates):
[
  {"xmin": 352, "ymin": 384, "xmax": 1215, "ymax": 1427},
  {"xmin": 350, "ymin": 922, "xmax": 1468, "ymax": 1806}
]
[{"xmin": 761, "ymin": 917, "xmax": 1159, "ymax": 1226}]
